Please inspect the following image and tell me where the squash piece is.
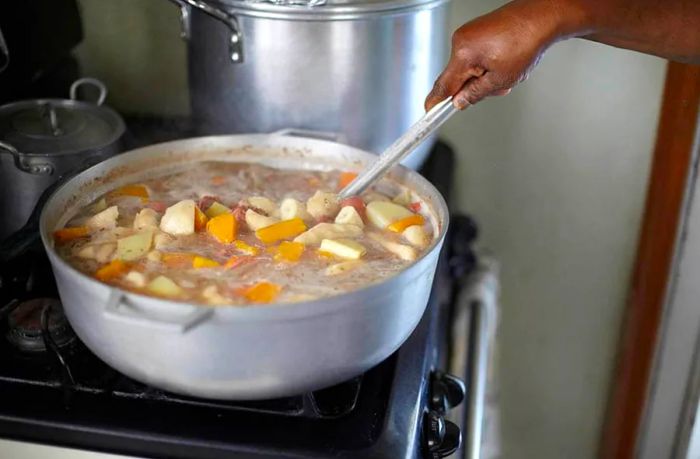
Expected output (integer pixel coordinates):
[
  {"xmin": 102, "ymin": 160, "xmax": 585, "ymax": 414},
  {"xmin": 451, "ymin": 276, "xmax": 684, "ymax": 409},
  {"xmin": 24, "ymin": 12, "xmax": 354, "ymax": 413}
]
[
  {"xmin": 206, "ymin": 213, "xmax": 237, "ymax": 244},
  {"xmin": 337, "ymin": 172, "xmax": 357, "ymax": 190},
  {"xmin": 192, "ymin": 255, "xmax": 220, "ymax": 268},
  {"xmin": 109, "ymin": 184, "xmax": 149, "ymax": 200},
  {"xmin": 366, "ymin": 201, "xmax": 413, "ymax": 229},
  {"xmin": 53, "ymin": 226, "xmax": 90, "ymax": 244},
  {"xmin": 160, "ymin": 200, "xmax": 196, "ymax": 235},
  {"xmin": 116, "ymin": 230, "xmax": 154, "ymax": 261},
  {"xmin": 205, "ymin": 201, "xmax": 231, "ymax": 219},
  {"xmin": 194, "ymin": 206, "xmax": 209, "ymax": 232},
  {"xmin": 147, "ymin": 275, "xmax": 182, "ymax": 297},
  {"xmin": 387, "ymin": 215, "xmax": 424, "ymax": 233},
  {"xmin": 255, "ymin": 218, "xmax": 307, "ymax": 244},
  {"xmin": 273, "ymin": 241, "xmax": 305, "ymax": 262},
  {"xmin": 319, "ymin": 239, "xmax": 366, "ymax": 260},
  {"xmin": 234, "ymin": 240, "xmax": 260, "ymax": 255},
  {"xmin": 94, "ymin": 259, "xmax": 130, "ymax": 282},
  {"xmin": 239, "ymin": 282, "xmax": 281, "ymax": 304}
]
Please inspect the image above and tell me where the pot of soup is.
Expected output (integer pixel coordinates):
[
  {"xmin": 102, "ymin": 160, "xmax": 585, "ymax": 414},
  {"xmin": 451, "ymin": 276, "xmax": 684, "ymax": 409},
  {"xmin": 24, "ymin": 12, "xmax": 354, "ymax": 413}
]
[{"xmin": 39, "ymin": 130, "xmax": 448, "ymax": 400}]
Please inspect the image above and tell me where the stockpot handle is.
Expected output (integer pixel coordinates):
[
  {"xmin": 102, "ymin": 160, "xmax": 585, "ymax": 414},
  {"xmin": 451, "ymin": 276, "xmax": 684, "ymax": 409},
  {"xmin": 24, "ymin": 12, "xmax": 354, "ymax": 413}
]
[
  {"xmin": 0, "ymin": 26, "xmax": 9, "ymax": 74},
  {"xmin": 166, "ymin": 0, "xmax": 244, "ymax": 63},
  {"xmin": 103, "ymin": 290, "xmax": 213, "ymax": 333},
  {"xmin": 70, "ymin": 78, "xmax": 108, "ymax": 106},
  {"xmin": 0, "ymin": 141, "xmax": 54, "ymax": 175},
  {"xmin": 272, "ymin": 128, "xmax": 347, "ymax": 144}
]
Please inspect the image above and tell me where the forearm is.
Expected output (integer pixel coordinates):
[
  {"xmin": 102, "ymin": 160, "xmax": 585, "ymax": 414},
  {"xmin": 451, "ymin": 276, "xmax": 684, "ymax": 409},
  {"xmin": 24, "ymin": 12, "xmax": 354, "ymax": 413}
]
[{"xmin": 556, "ymin": 0, "xmax": 700, "ymax": 63}]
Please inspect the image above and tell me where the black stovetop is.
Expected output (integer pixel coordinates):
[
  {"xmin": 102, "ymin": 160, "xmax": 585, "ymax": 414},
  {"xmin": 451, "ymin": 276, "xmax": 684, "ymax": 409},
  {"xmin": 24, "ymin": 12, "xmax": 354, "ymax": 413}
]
[{"xmin": 0, "ymin": 139, "xmax": 474, "ymax": 459}]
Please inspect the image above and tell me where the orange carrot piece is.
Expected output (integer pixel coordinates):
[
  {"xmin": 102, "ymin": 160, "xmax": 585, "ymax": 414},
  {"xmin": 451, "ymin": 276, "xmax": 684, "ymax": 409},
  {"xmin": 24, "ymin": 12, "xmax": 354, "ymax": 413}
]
[
  {"xmin": 206, "ymin": 213, "xmax": 237, "ymax": 244},
  {"xmin": 53, "ymin": 226, "xmax": 90, "ymax": 244},
  {"xmin": 94, "ymin": 260, "xmax": 130, "ymax": 282},
  {"xmin": 273, "ymin": 241, "xmax": 305, "ymax": 262},
  {"xmin": 238, "ymin": 282, "xmax": 281, "ymax": 304},
  {"xmin": 194, "ymin": 206, "xmax": 209, "ymax": 232},
  {"xmin": 387, "ymin": 215, "xmax": 425, "ymax": 233},
  {"xmin": 255, "ymin": 218, "xmax": 306, "ymax": 244},
  {"xmin": 337, "ymin": 172, "xmax": 358, "ymax": 190}
]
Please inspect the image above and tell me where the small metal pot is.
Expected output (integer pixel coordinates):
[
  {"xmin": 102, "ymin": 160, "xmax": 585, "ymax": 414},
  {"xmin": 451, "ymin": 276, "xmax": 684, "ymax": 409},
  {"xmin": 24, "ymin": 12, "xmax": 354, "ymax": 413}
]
[{"xmin": 0, "ymin": 78, "xmax": 125, "ymax": 240}]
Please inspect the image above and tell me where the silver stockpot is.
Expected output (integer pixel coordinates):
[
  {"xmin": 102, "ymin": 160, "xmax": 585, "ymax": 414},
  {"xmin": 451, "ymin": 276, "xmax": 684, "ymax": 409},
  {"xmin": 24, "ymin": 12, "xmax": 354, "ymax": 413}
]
[
  {"xmin": 39, "ymin": 131, "xmax": 449, "ymax": 400},
  {"xmin": 0, "ymin": 78, "xmax": 125, "ymax": 240},
  {"xmin": 164, "ymin": 0, "xmax": 450, "ymax": 169}
]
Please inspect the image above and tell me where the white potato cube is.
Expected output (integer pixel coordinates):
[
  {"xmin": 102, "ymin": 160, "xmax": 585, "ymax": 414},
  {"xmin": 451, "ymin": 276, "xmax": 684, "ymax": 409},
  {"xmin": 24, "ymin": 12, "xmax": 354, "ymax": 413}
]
[
  {"xmin": 147, "ymin": 250, "xmax": 162, "ymax": 262},
  {"xmin": 294, "ymin": 223, "xmax": 363, "ymax": 245},
  {"xmin": 280, "ymin": 198, "xmax": 311, "ymax": 221},
  {"xmin": 77, "ymin": 242, "xmax": 116, "ymax": 264},
  {"xmin": 366, "ymin": 201, "xmax": 413, "ymax": 229},
  {"xmin": 86, "ymin": 206, "xmax": 119, "ymax": 231},
  {"xmin": 147, "ymin": 275, "xmax": 182, "ymax": 297},
  {"xmin": 116, "ymin": 230, "xmax": 154, "ymax": 261},
  {"xmin": 306, "ymin": 191, "xmax": 340, "ymax": 220},
  {"xmin": 369, "ymin": 232, "xmax": 417, "ymax": 261},
  {"xmin": 402, "ymin": 225, "xmax": 429, "ymax": 248},
  {"xmin": 247, "ymin": 196, "xmax": 279, "ymax": 217},
  {"xmin": 245, "ymin": 209, "xmax": 280, "ymax": 231},
  {"xmin": 334, "ymin": 206, "xmax": 364, "ymax": 228},
  {"xmin": 133, "ymin": 208, "xmax": 159, "ymax": 230},
  {"xmin": 202, "ymin": 285, "xmax": 230, "ymax": 305},
  {"xmin": 320, "ymin": 239, "xmax": 366, "ymax": 260},
  {"xmin": 124, "ymin": 271, "xmax": 147, "ymax": 288},
  {"xmin": 153, "ymin": 232, "xmax": 174, "ymax": 250},
  {"xmin": 160, "ymin": 200, "xmax": 195, "ymax": 235}
]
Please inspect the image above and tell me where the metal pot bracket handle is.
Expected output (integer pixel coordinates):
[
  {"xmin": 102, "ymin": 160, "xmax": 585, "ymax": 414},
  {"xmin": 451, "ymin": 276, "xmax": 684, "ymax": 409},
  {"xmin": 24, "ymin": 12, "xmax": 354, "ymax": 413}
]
[
  {"xmin": 103, "ymin": 290, "xmax": 213, "ymax": 333},
  {"xmin": 273, "ymin": 128, "xmax": 347, "ymax": 144},
  {"xmin": 0, "ymin": 26, "xmax": 9, "ymax": 74},
  {"xmin": 166, "ymin": 0, "xmax": 245, "ymax": 63},
  {"xmin": 0, "ymin": 140, "xmax": 53, "ymax": 175},
  {"xmin": 69, "ymin": 77, "xmax": 108, "ymax": 106}
]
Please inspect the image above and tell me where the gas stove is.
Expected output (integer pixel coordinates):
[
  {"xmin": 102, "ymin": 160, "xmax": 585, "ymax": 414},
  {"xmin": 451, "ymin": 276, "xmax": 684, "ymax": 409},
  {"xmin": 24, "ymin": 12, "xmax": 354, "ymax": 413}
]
[{"xmin": 0, "ymin": 135, "xmax": 478, "ymax": 459}]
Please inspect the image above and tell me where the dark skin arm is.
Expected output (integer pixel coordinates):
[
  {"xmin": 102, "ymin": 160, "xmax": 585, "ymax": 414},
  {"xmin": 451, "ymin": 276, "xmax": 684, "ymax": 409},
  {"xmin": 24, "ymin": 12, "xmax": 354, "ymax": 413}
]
[{"xmin": 425, "ymin": 0, "xmax": 700, "ymax": 110}]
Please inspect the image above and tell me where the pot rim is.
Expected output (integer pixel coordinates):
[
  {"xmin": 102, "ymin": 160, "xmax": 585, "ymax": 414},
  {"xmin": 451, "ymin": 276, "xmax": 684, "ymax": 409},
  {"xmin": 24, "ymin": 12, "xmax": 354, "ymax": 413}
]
[{"xmin": 39, "ymin": 133, "xmax": 449, "ymax": 320}]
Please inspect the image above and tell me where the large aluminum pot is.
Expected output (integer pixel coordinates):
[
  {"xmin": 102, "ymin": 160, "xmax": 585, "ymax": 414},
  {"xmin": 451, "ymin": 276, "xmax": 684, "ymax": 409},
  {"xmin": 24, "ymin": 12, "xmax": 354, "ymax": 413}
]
[
  {"xmin": 166, "ymin": 0, "xmax": 449, "ymax": 169},
  {"xmin": 0, "ymin": 78, "xmax": 125, "ymax": 240},
  {"xmin": 39, "ymin": 131, "xmax": 449, "ymax": 400}
]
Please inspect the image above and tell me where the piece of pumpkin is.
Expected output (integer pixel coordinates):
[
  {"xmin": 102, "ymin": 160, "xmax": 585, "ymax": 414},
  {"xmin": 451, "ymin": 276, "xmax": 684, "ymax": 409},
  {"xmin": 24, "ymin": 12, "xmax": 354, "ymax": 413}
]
[
  {"xmin": 233, "ymin": 240, "xmax": 260, "ymax": 256},
  {"xmin": 273, "ymin": 241, "xmax": 305, "ymax": 262},
  {"xmin": 109, "ymin": 184, "xmax": 149, "ymax": 200},
  {"xmin": 387, "ymin": 215, "xmax": 425, "ymax": 233},
  {"xmin": 206, "ymin": 213, "xmax": 237, "ymax": 244},
  {"xmin": 239, "ymin": 282, "xmax": 281, "ymax": 304},
  {"xmin": 337, "ymin": 172, "xmax": 358, "ymax": 190},
  {"xmin": 255, "ymin": 218, "xmax": 307, "ymax": 244},
  {"xmin": 192, "ymin": 255, "xmax": 220, "ymax": 268},
  {"xmin": 94, "ymin": 259, "xmax": 130, "ymax": 282},
  {"xmin": 53, "ymin": 226, "xmax": 90, "ymax": 244}
]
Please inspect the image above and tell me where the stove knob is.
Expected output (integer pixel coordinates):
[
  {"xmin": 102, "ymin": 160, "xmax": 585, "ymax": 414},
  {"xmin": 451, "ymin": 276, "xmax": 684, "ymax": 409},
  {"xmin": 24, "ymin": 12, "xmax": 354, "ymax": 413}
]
[
  {"xmin": 424, "ymin": 411, "xmax": 462, "ymax": 458},
  {"xmin": 430, "ymin": 372, "xmax": 466, "ymax": 414}
]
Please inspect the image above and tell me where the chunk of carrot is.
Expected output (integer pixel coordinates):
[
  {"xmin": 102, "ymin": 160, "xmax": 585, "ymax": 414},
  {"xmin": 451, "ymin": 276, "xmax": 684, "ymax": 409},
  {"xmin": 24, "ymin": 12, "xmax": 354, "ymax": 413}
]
[
  {"xmin": 387, "ymin": 215, "xmax": 425, "ymax": 233},
  {"xmin": 94, "ymin": 259, "xmax": 130, "ymax": 282},
  {"xmin": 53, "ymin": 226, "xmax": 90, "ymax": 244},
  {"xmin": 255, "ymin": 218, "xmax": 307, "ymax": 244},
  {"xmin": 206, "ymin": 213, "xmax": 237, "ymax": 244},
  {"xmin": 337, "ymin": 172, "xmax": 358, "ymax": 190},
  {"xmin": 238, "ymin": 282, "xmax": 281, "ymax": 304},
  {"xmin": 194, "ymin": 206, "xmax": 209, "ymax": 232},
  {"xmin": 273, "ymin": 241, "xmax": 305, "ymax": 262}
]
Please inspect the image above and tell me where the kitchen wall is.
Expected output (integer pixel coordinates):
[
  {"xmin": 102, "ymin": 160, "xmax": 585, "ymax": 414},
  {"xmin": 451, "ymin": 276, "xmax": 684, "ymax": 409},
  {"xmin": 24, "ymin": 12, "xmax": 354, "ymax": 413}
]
[
  {"xmin": 74, "ymin": 0, "xmax": 667, "ymax": 458},
  {"xmin": 440, "ymin": 2, "xmax": 666, "ymax": 458}
]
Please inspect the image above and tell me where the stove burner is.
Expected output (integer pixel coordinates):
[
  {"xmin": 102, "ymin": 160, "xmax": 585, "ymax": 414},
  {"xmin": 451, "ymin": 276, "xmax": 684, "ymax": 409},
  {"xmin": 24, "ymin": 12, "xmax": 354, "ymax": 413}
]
[{"xmin": 6, "ymin": 298, "xmax": 76, "ymax": 352}]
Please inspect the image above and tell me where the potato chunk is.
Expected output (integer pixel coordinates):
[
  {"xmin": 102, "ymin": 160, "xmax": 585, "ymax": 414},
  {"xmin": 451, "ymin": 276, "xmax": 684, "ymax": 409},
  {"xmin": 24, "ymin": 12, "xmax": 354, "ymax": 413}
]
[
  {"xmin": 133, "ymin": 208, "xmax": 159, "ymax": 230},
  {"xmin": 402, "ymin": 225, "xmax": 429, "ymax": 248},
  {"xmin": 334, "ymin": 206, "xmax": 364, "ymax": 228},
  {"xmin": 147, "ymin": 275, "xmax": 182, "ymax": 297},
  {"xmin": 77, "ymin": 242, "xmax": 116, "ymax": 264},
  {"xmin": 124, "ymin": 271, "xmax": 147, "ymax": 288},
  {"xmin": 366, "ymin": 201, "xmax": 413, "ymax": 229},
  {"xmin": 306, "ymin": 191, "xmax": 339, "ymax": 220},
  {"xmin": 116, "ymin": 230, "xmax": 154, "ymax": 261},
  {"xmin": 245, "ymin": 209, "xmax": 279, "ymax": 231},
  {"xmin": 369, "ymin": 232, "xmax": 417, "ymax": 261},
  {"xmin": 86, "ymin": 206, "xmax": 119, "ymax": 231},
  {"xmin": 293, "ymin": 223, "xmax": 363, "ymax": 245},
  {"xmin": 160, "ymin": 200, "xmax": 195, "ymax": 235},
  {"xmin": 319, "ymin": 239, "xmax": 366, "ymax": 260}
]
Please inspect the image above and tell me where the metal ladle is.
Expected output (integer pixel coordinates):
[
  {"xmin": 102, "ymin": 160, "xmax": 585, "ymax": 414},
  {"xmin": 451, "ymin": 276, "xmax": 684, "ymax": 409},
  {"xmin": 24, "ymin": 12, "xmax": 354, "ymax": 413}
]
[{"xmin": 338, "ymin": 97, "xmax": 458, "ymax": 199}]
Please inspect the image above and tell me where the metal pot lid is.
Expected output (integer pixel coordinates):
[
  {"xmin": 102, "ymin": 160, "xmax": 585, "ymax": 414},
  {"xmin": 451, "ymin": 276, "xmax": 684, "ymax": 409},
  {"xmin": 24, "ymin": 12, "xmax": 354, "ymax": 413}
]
[{"xmin": 0, "ymin": 79, "xmax": 125, "ymax": 156}]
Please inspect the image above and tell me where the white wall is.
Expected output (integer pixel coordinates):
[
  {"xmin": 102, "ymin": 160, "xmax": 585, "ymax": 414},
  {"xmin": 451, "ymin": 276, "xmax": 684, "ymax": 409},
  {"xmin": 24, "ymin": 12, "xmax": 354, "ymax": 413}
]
[{"xmin": 440, "ymin": 1, "xmax": 667, "ymax": 458}]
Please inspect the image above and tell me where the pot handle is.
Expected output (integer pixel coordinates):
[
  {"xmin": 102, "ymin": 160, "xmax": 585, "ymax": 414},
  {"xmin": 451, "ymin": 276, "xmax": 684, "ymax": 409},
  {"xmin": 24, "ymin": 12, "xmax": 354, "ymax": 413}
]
[
  {"xmin": 0, "ymin": 141, "xmax": 54, "ymax": 175},
  {"xmin": 166, "ymin": 0, "xmax": 244, "ymax": 63},
  {"xmin": 272, "ymin": 128, "xmax": 347, "ymax": 144},
  {"xmin": 0, "ymin": 26, "xmax": 9, "ymax": 74},
  {"xmin": 70, "ymin": 78, "xmax": 108, "ymax": 106},
  {"xmin": 103, "ymin": 290, "xmax": 213, "ymax": 333}
]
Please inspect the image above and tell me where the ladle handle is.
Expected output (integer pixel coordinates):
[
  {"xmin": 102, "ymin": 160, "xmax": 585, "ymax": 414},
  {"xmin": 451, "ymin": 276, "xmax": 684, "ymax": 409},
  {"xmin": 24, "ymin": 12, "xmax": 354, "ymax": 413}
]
[{"xmin": 338, "ymin": 97, "xmax": 458, "ymax": 199}]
